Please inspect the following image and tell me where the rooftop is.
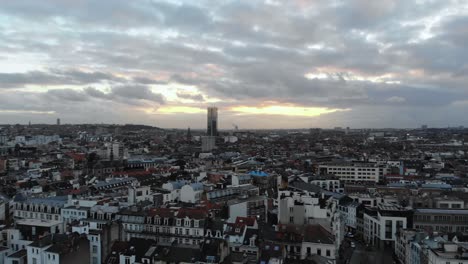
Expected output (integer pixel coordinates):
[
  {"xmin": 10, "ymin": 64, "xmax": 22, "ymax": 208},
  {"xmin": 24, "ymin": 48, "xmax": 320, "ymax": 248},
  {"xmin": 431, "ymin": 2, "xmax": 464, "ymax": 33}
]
[{"xmin": 16, "ymin": 218, "xmax": 63, "ymax": 227}]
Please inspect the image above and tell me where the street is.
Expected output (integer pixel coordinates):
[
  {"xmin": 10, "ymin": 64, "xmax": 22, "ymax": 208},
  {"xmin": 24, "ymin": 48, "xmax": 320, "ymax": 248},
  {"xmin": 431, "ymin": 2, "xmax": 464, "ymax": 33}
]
[{"xmin": 339, "ymin": 237, "xmax": 395, "ymax": 264}]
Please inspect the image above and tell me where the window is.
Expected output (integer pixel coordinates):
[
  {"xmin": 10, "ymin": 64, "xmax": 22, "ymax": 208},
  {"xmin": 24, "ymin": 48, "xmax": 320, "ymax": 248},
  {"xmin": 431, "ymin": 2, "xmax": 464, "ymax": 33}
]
[
  {"xmin": 125, "ymin": 258, "xmax": 131, "ymax": 264},
  {"xmin": 177, "ymin": 219, "xmax": 181, "ymax": 226},
  {"xmin": 92, "ymin": 245, "xmax": 98, "ymax": 253},
  {"xmin": 289, "ymin": 216, "xmax": 294, "ymax": 223},
  {"xmin": 93, "ymin": 257, "xmax": 99, "ymax": 264},
  {"xmin": 326, "ymin": 250, "xmax": 331, "ymax": 257},
  {"xmin": 32, "ymin": 258, "xmax": 37, "ymax": 264},
  {"xmin": 317, "ymin": 249, "xmax": 321, "ymax": 256}
]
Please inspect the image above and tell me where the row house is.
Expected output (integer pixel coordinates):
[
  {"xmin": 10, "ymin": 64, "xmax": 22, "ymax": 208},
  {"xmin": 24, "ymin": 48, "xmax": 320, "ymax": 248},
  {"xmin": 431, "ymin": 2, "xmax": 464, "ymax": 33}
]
[
  {"xmin": 224, "ymin": 217, "xmax": 259, "ymax": 262},
  {"xmin": 118, "ymin": 207, "xmax": 207, "ymax": 246},
  {"xmin": 263, "ymin": 224, "xmax": 337, "ymax": 263},
  {"xmin": 13, "ymin": 196, "xmax": 69, "ymax": 224}
]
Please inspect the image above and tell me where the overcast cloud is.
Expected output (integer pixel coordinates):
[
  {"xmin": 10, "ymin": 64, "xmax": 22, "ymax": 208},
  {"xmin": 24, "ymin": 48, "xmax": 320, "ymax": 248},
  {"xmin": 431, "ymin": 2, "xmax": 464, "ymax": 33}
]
[{"xmin": 0, "ymin": 0, "xmax": 467, "ymax": 128}]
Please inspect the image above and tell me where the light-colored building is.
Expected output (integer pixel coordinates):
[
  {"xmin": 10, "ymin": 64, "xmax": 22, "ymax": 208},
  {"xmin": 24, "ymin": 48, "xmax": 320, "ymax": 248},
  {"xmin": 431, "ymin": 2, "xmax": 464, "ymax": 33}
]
[
  {"xmin": 318, "ymin": 162, "xmax": 387, "ymax": 183},
  {"xmin": 413, "ymin": 208, "xmax": 468, "ymax": 233},
  {"xmin": 105, "ymin": 142, "xmax": 128, "ymax": 160},
  {"xmin": 180, "ymin": 183, "xmax": 204, "ymax": 204},
  {"xmin": 363, "ymin": 204, "xmax": 413, "ymax": 248},
  {"xmin": 118, "ymin": 207, "xmax": 206, "ymax": 246},
  {"xmin": 161, "ymin": 180, "xmax": 189, "ymax": 202},
  {"xmin": 61, "ymin": 206, "xmax": 89, "ymax": 224},
  {"xmin": 127, "ymin": 186, "xmax": 152, "ymax": 205},
  {"xmin": 228, "ymin": 195, "xmax": 267, "ymax": 222},
  {"xmin": 277, "ymin": 190, "xmax": 327, "ymax": 225},
  {"xmin": 201, "ymin": 136, "xmax": 216, "ymax": 152},
  {"xmin": 427, "ymin": 242, "xmax": 468, "ymax": 264},
  {"xmin": 394, "ymin": 229, "xmax": 428, "ymax": 264}
]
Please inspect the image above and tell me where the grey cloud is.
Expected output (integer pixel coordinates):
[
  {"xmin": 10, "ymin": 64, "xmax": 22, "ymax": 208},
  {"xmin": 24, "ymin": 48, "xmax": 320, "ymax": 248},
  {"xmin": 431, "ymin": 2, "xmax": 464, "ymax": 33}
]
[
  {"xmin": 0, "ymin": 70, "xmax": 125, "ymax": 88},
  {"xmin": 176, "ymin": 92, "xmax": 205, "ymax": 101},
  {"xmin": 0, "ymin": 0, "xmax": 467, "ymax": 127},
  {"xmin": 84, "ymin": 85, "xmax": 166, "ymax": 105},
  {"xmin": 132, "ymin": 77, "xmax": 168, "ymax": 85},
  {"xmin": 46, "ymin": 89, "xmax": 89, "ymax": 102},
  {"xmin": 111, "ymin": 85, "xmax": 165, "ymax": 104},
  {"xmin": 83, "ymin": 87, "xmax": 112, "ymax": 100},
  {"xmin": 0, "ymin": 0, "xmax": 163, "ymax": 28}
]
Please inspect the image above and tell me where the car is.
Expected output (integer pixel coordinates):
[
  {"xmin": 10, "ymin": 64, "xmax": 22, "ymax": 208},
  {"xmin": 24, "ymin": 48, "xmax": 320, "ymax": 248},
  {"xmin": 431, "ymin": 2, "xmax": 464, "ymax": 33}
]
[{"xmin": 346, "ymin": 232, "xmax": 354, "ymax": 238}]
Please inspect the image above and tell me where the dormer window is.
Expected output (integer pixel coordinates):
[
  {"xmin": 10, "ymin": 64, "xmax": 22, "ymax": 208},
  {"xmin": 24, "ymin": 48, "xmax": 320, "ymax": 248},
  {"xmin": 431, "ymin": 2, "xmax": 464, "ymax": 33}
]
[
  {"xmin": 185, "ymin": 219, "xmax": 190, "ymax": 227},
  {"xmin": 235, "ymin": 228, "xmax": 240, "ymax": 233},
  {"xmin": 155, "ymin": 217, "xmax": 160, "ymax": 225},
  {"xmin": 177, "ymin": 219, "xmax": 181, "ymax": 226},
  {"xmin": 250, "ymin": 237, "xmax": 255, "ymax": 247},
  {"xmin": 164, "ymin": 218, "xmax": 168, "ymax": 225},
  {"xmin": 194, "ymin": 220, "xmax": 199, "ymax": 228}
]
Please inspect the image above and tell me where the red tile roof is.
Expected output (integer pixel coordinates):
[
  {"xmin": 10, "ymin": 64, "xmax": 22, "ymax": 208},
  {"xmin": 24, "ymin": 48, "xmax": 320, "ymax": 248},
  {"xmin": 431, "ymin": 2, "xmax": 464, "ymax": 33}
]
[{"xmin": 66, "ymin": 152, "xmax": 86, "ymax": 162}]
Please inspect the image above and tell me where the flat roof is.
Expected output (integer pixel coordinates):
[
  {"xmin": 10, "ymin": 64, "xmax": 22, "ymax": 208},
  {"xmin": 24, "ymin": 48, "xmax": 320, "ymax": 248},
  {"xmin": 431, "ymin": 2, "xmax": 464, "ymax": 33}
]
[
  {"xmin": 415, "ymin": 209, "xmax": 468, "ymax": 215},
  {"xmin": 16, "ymin": 219, "xmax": 63, "ymax": 227},
  {"xmin": 226, "ymin": 195, "xmax": 266, "ymax": 205}
]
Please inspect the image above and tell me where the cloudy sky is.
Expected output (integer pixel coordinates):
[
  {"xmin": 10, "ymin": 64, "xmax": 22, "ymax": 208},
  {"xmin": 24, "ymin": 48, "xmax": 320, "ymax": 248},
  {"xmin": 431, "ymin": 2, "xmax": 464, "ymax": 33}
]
[{"xmin": 1, "ymin": 0, "xmax": 468, "ymax": 129}]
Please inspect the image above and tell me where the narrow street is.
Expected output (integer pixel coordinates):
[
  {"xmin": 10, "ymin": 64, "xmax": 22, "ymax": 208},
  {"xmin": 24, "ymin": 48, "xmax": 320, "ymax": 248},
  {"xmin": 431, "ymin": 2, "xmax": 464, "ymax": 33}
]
[{"xmin": 339, "ymin": 238, "xmax": 396, "ymax": 264}]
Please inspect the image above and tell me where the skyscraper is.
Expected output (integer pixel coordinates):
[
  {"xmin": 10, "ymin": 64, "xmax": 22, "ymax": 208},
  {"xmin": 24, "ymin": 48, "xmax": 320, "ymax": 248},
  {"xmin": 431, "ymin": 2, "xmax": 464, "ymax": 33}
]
[
  {"xmin": 207, "ymin": 107, "xmax": 218, "ymax": 136},
  {"xmin": 57, "ymin": 118, "xmax": 61, "ymax": 125}
]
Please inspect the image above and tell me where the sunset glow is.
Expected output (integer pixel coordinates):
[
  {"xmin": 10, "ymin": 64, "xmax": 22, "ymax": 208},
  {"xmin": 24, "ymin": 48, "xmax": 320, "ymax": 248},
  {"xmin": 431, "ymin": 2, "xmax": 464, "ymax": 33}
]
[
  {"xmin": 157, "ymin": 106, "xmax": 206, "ymax": 114},
  {"xmin": 231, "ymin": 105, "xmax": 349, "ymax": 117}
]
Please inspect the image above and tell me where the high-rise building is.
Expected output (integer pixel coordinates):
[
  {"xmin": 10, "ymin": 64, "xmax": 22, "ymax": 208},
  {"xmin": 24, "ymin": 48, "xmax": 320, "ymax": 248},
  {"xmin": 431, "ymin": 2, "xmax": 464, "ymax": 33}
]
[
  {"xmin": 201, "ymin": 136, "xmax": 216, "ymax": 152},
  {"xmin": 57, "ymin": 118, "xmax": 61, "ymax": 125},
  {"xmin": 207, "ymin": 107, "xmax": 218, "ymax": 136}
]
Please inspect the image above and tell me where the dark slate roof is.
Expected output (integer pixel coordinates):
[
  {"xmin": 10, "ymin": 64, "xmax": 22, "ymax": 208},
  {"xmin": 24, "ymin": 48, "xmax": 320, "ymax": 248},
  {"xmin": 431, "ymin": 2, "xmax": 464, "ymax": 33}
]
[
  {"xmin": 154, "ymin": 245, "xmax": 202, "ymax": 263},
  {"xmin": 7, "ymin": 249, "xmax": 27, "ymax": 259},
  {"xmin": 303, "ymin": 225, "xmax": 334, "ymax": 244},
  {"xmin": 243, "ymin": 228, "xmax": 259, "ymax": 246},
  {"xmin": 29, "ymin": 234, "xmax": 69, "ymax": 248},
  {"xmin": 123, "ymin": 238, "xmax": 157, "ymax": 261},
  {"xmin": 289, "ymin": 181, "xmax": 322, "ymax": 194}
]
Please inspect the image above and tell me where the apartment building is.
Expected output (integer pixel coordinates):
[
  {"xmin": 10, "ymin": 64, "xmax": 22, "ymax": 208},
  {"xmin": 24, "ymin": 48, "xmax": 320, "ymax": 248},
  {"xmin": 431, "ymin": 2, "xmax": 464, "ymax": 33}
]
[
  {"xmin": 277, "ymin": 190, "xmax": 327, "ymax": 225},
  {"xmin": 413, "ymin": 208, "xmax": 468, "ymax": 232},
  {"xmin": 363, "ymin": 204, "xmax": 413, "ymax": 248},
  {"xmin": 118, "ymin": 207, "xmax": 206, "ymax": 246},
  {"xmin": 318, "ymin": 162, "xmax": 387, "ymax": 183}
]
